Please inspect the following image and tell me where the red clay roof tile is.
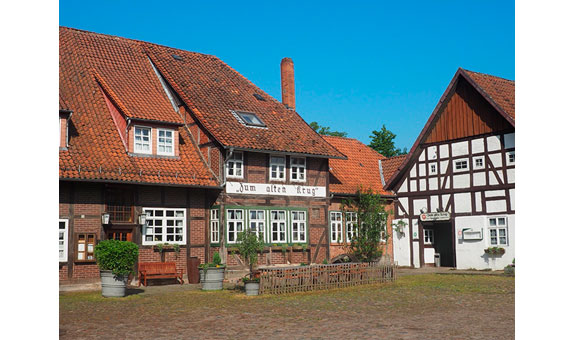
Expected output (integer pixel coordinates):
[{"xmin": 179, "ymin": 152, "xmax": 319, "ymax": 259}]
[{"xmin": 462, "ymin": 69, "xmax": 515, "ymax": 122}]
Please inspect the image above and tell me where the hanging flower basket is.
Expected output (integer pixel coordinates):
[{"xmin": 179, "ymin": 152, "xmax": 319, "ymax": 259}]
[{"xmin": 484, "ymin": 247, "xmax": 506, "ymax": 256}]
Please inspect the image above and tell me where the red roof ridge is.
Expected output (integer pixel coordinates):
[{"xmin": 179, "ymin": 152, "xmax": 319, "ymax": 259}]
[{"xmin": 460, "ymin": 68, "xmax": 515, "ymax": 83}]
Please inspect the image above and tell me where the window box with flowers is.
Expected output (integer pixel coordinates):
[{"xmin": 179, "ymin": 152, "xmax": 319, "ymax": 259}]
[{"xmin": 484, "ymin": 247, "xmax": 506, "ymax": 256}]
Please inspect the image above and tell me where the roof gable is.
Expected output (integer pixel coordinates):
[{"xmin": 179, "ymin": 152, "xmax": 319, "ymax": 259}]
[{"xmin": 385, "ymin": 68, "xmax": 515, "ymax": 190}]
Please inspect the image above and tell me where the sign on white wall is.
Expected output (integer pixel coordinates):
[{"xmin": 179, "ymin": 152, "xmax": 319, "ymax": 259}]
[
  {"xmin": 420, "ymin": 212, "xmax": 451, "ymax": 221},
  {"xmin": 226, "ymin": 182, "xmax": 327, "ymax": 197}
]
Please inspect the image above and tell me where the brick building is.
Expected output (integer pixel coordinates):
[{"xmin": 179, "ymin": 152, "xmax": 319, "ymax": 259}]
[{"xmin": 60, "ymin": 27, "xmax": 400, "ymax": 282}]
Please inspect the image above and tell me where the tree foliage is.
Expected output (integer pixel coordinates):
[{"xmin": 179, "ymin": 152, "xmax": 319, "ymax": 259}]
[
  {"xmin": 236, "ymin": 230, "xmax": 265, "ymax": 279},
  {"xmin": 342, "ymin": 188, "xmax": 391, "ymax": 262},
  {"xmin": 309, "ymin": 121, "xmax": 348, "ymax": 137},
  {"xmin": 368, "ymin": 124, "xmax": 407, "ymax": 157}
]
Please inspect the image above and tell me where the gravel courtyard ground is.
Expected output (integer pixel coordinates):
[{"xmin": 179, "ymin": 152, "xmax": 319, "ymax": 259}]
[{"xmin": 59, "ymin": 273, "xmax": 514, "ymax": 339}]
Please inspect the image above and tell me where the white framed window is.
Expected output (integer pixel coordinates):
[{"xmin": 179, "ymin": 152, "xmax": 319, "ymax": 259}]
[
  {"xmin": 474, "ymin": 156, "xmax": 484, "ymax": 169},
  {"xmin": 226, "ymin": 152, "xmax": 244, "ymax": 178},
  {"xmin": 429, "ymin": 163, "xmax": 437, "ymax": 175},
  {"xmin": 142, "ymin": 208, "xmax": 186, "ymax": 245},
  {"xmin": 59, "ymin": 219, "xmax": 69, "ymax": 262},
  {"xmin": 330, "ymin": 212, "xmax": 343, "ymax": 243},
  {"xmin": 345, "ymin": 212, "xmax": 358, "ymax": 243},
  {"xmin": 134, "ymin": 126, "xmax": 152, "ymax": 154},
  {"xmin": 270, "ymin": 155, "xmax": 286, "ymax": 181},
  {"xmin": 249, "ymin": 210, "xmax": 266, "ymax": 241},
  {"xmin": 507, "ymin": 151, "xmax": 515, "ymax": 165},
  {"xmin": 210, "ymin": 209, "xmax": 220, "ymax": 244},
  {"xmin": 157, "ymin": 128, "xmax": 175, "ymax": 156},
  {"xmin": 290, "ymin": 157, "xmax": 306, "ymax": 182},
  {"xmin": 488, "ymin": 217, "xmax": 508, "ymax": 246},
  {"xmin": 424, "ymin": 229, "xmax": 434, "ymax": 245},
  {"xmin": 291, "ymin": 211, "xmax": 307, "ymax": 243},
  {"xmin": 227, "ymin": 209, "xmax": 243, "ymax": 244},
  {"xmin": 270, "ymin": 210, "xmax": 287, "ymax": 243},
  {"xmin": 454, "ymin": 159, "xmax": 468, "ymax": 171}
]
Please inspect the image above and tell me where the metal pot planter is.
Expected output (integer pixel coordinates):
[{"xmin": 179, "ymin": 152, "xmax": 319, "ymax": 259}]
[
  {"xmin": 244, "ymin": 281, "xmax": 260, "ymax": 296},
  {"xmin": 100, "ymin": 270, "xmax": 128, "ymax": 297},
  {"xmin": 201, "ymin": 267, "xmax": 225, "ymax": 290}
]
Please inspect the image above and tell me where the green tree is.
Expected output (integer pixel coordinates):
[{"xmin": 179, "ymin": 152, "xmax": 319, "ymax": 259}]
[
  {"xmin": 342, "ymin": 188, "xmax": 391, "ymax": 262},
  {"xmin": 310, "ymin": 121, "xmax": 348, "ymax": 137},
  {"xmin": 368, "ymin": 124, "xmax": 407, "ymax": 157},
  {"xmin": 236, "ymin": 230, "xmax": 265, "ymax": 279}
]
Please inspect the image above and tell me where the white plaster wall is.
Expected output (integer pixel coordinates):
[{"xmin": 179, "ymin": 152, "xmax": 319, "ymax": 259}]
[
  {"xmin": 419, "ymin": 179, "xmax": 427, "ymax": 191},
  {"xmin": 488, "ymin": 171, "xmax": 500, "ymax": 185},
  {"xmin": 486, "ymin": 199, "xmax": 507, "ymax": 213},
  {"xmin": 413, "ymin": 199, "xmax": 428, "ymax": 214},
  {"xmin": 392, "ymin": 218, "xmax": 411, "ymax": 266},
  {"xmin": 454, "ymin": 192, "xmax": 472, "ymax": 213},
  {"xmin": 428, "ymin": 177, "xmax": 438, "ymax": 190},
  {"xmin": 410, "ymin": 180, "xmax": 417, "ymax": 191},
  {"xmin": 410, "ymin": 165, "xmax": 417, "ymax": 178},
  {"xmin": 451, "ymin": 141, "xmax": 468, "ymax": 157},
  {"xmin": 471, "ymin": 138, "xmax": 484, "ymax": 153},
  {"xmin": 504, "ymin": 133, "xmax": 515, "ymax": 149},
  {"xmin": 419, "ymin": 150, "xmax": 426, "ymax": 162},
  {"xmin": 509, "ymin": 189, "xmax": 515, "ymax": 211},
  {"xmin": 430, "ymin": 195, "xmax": 439, "ymax": 211},
  {"xmin": 474, "ymin": 171, "xmax": 486, "ymax": 186},
  {"xmin": 489, "ymin": 153, "xmax": 503, "ymax": 168},
  {"xmin": 419, "ymin": 163, "xmax": 426, "ymax": 176},
  {"xmin": 485, "ymin": 190, "xmax": 505, "ymax": 197},
  {"xmin": 455, "ymin": 215, "xmax": 515, "ymax": 270},
  {"xmin": 440, "ymin": 160, "xmax": 449, "ymax": 173},
  {"xmin": 475, "ymin": 192, "xmax": 482, "ymax": 212},
  {"xmin": 442, "ymin": 194, "xmax": 451, "ymax": 211},
  {"xmin": 398, "ymin": 179, "xmax": 408, "ymax": 193},
  {"xmin": 424, "ymin": 248, "xmax": 435, "ymax": 264},
  {"xmin": 398, "ymin": 197, "xmax": 409, "ymax": 215},
  {"xmin": 453, "ymin": 174, "xmax": 470, "ymax": 189},
  {"xmin": 487, "ymin": 135, "xmax": 502, "ymax": 151},
  {"xmin": 427, "ymin": 146, "xmax": 438, "ymax": 160},
  {"xmin": 439, "ymin": 144, "xmax": 449, "ymax": 159},
  {"xmin": 507, "ymin": 169, "xmax": 515, "ymax": 184},
  {"xmin": 413, "ymin": 241, "xmax": 420, "ymax": 268}
]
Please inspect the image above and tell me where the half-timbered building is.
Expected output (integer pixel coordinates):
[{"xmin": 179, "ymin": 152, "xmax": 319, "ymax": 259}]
[{"xmin": 385, "ymin": 68, "xmax": 515, "ymax": 270}]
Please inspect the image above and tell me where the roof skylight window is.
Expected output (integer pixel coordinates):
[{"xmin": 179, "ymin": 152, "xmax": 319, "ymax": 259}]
[{"xmin": 237, "ymin": 111, "xmax": 266, "ymax": 127}]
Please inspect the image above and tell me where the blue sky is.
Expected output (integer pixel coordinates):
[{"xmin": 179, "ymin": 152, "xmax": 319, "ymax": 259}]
[{"xmin": 59, "ymin": 1, "xmax": 514, "ymax": 150}]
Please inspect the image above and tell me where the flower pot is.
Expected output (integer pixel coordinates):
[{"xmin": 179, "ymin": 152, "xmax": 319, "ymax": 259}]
[
  {"xmin": 244, "ymin": 281, "xmax": 260, "ymax": 296},
  {"xmin": 100, "ymin": 270, "xmax": 128, "ymax": 297},
  {"xmin": 201, "ymin": 267, "xmax": 225, "ymax": 290}
]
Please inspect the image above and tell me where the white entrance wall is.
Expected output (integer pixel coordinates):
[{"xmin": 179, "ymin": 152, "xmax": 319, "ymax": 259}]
[
  {"xmin": 454, "ymin": 215, "xmax": 515, "ymax": 270},
  {"xmin": 392, "ymin": 219, "xmax": 411, "ymax": 266}
]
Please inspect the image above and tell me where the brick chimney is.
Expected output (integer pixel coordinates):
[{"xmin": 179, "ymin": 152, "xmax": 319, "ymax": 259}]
[{"xmin": 281, "ymin": 57, "xmax": 295, "ymax": 110}]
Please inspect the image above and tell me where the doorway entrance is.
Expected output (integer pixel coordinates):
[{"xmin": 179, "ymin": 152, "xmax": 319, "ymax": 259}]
[{"xmin": 422, "ymin": 221, "xmax": 455, "ymax": 267}]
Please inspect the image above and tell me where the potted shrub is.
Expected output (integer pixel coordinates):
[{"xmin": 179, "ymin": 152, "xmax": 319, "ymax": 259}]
[
  {"xmin": 94, "ymin": 240, "xmax": 139, "ymax": 297},
  {"xmin": 236, "ymin": 230, "xmax": 265, "ymax": 296},
  {"xmin": 200, "ymin": 252, "xmax": 226, "ymax": 290}
]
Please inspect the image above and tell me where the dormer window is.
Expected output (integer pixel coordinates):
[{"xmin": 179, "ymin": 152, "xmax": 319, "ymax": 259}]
[
  {"xmin": 237, "ymin": 111, "xmax": 266, "ymax": 127},
  {"xmin": 134, "ymin": 126, "xmax": 152, "ymax": 154},
  {"xmin": 157, "ymin": 128, "xmax": 174, "ymax": 156}
]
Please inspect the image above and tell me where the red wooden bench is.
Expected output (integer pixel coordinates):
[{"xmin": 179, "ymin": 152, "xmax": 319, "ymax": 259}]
[{"xmin": 138, "ymin": 262, "xmax": 183, "ymax": 287}]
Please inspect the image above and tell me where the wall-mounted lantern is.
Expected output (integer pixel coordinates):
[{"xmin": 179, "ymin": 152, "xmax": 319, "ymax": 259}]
[
  {"xmin": 138, "ymin": 213, "xmax": 147, "ymax": 225},
  {"xmin": 101, "ymin": 212, "xmax": 110, "ymax": 225}
]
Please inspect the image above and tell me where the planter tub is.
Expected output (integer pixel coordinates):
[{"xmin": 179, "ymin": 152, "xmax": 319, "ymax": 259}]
[
  {"xmin": 100, "ymin": 270, "xmax": 128, "ymax": 297},
  {"xmin": 245, "ymin": 281, "xmax": 260, "ymax": 296},
  {"xmin": 199, "ymin": 268, "xmax": 204, "ymax": 283},
  {"xmin": 201, "ymin": 267, "xmax": 225, "ymax": 290}
]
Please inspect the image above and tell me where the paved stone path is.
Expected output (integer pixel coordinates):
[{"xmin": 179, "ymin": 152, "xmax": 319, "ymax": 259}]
[{"xmin": 60, "ymin": 273, "xmax": 514, "ymax": 339}]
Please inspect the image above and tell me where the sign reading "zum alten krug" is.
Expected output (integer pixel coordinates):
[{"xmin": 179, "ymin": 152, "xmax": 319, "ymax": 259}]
[
  {"xmin": 226, "ymin": 182, "xmax": 326, "ymax": 198},
  {"xmin": 420, "ymin": 211, "xmax": 451, "ymax": 222}
]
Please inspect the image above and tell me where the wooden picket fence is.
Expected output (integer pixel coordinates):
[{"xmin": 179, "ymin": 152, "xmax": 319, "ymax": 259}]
[{"xmin": 258, "ymin": 262, "xmax": 397, "ymax": 295}]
